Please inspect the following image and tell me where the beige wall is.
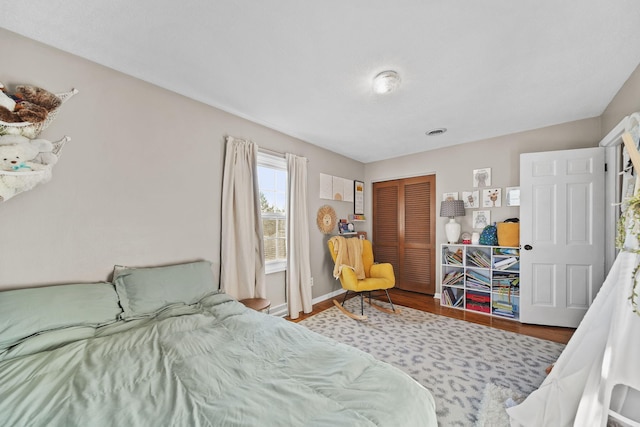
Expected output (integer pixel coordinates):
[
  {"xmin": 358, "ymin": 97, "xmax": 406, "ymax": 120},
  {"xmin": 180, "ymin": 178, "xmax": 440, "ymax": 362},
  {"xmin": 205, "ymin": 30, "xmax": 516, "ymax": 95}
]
[
  {"xmin": 601, "ymin": 63, "xmax": 640, "ymax": 137},
  {"xmin": 0, "ymin": 29, "xmax": 364, "ymax": 311},
  {"xmin": 365, "ymin": 118, "xmax": 602, "ymax": 295}
]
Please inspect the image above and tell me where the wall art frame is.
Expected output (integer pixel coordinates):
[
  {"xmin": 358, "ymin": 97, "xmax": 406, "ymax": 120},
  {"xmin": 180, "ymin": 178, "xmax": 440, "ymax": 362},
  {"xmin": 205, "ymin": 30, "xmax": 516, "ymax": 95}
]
[{"xmin": 354, "ymin": 180, "xmax": 364, "ymax": 215}]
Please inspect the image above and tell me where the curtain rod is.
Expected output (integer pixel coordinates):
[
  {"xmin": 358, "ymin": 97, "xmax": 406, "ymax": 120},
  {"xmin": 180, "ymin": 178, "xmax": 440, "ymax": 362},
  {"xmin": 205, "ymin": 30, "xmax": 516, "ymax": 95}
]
[
  {"xmin": 259, "ymin": 147, "xmax": 286, "ymax": 158},
  {"xmin": 259, "ymin": 147, "xmax": 309, "ymax": 161}
]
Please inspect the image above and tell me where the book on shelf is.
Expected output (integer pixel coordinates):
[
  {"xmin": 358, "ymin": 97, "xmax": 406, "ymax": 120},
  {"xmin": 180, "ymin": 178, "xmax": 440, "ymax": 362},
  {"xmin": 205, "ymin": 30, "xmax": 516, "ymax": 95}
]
[
  {"xmin": 493, "ymin": 303, "xmax": 515, "ymax": 310},
  {"xmin": 468, "ymin": 250, "xmax": 491, "ymax": 268},
  {"xmin": 501, "ymin": 283, "xmax": 520, "ymax": 290},
  {"xmin": 466, "ymin": 303, "xmax": 491, "ymax": 313},
  {"xmin": 466, "ymin": 270, "xmax": 491, "ymax": 284},
  {"xmin": 493, "ymin": 309, "xmax": 515, "ymax": 318},
  {"xmin": 444, "ymin": 248, "xmax": 463, "ymax": 265},
  {"xmin": 493, "ymin": 285, "xmax": 520, "ymax": 296},
  {"xmin": 467, "ymin": 293, "xmax": 490, "ymax": 303},
  {"xmin": 494, "ymin": 261, "xmax": 519, "ymax": 271},
  {"xmin": 467, "ymin": 283, "xmax": 491, "ymax": 292},
  {"xmin": 494, "ymin": 248, "xmax": 520, "ymax": 256},
  {"xmin": 442, "ymin": 287, "xmax": 464, "ymax": 307},
  {"xmin": 467, "ymin": 281, "xmax": 491, "ymax": 289},
  {"xmin": 493, "ymin": 271, "xmax": 519, "ymax": 279},
  {"xmin": 348, "ymin": 214, "xmax": 366, "ymax": 221},
  {"xmin": 494, "ymin": 256, "xmax": 518, "ymax": 269},
  {"xmin": 442, "ymin": 289, "xmax": 452, "ymax": 306},
  {"xmin": 467, "ymin": 282, "xmax": 491, "ymax": 290},
  {"xmin": 492, "ymin": 277, "xmax": 519, "ymax": 286},
  {"xmin": 443, "ymin": 271, "xmax": 464, "ymax": 286}
]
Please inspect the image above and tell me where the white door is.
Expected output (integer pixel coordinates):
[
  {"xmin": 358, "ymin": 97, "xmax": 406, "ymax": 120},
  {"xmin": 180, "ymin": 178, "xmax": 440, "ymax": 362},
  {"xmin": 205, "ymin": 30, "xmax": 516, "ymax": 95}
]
[{"xmin": 520, "ymin": 147, "xmax": 605, "ymax": 327}]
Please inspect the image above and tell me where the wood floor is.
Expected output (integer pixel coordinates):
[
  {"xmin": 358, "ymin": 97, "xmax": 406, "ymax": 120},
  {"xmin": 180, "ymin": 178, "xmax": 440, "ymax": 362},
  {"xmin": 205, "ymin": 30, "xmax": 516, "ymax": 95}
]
[{"xmin": 287, "ymin": 288, "xmax": 575, "ymax": 344}]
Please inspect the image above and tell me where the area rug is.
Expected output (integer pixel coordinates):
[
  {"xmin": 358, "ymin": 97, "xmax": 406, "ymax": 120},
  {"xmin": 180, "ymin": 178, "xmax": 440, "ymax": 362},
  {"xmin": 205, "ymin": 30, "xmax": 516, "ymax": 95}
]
[
  {"xmin": 475, "ymin": 383, "xmax": 524, "ymax": 427},
  {"xmin": 298, "ymin": 299, "xmax": 565, "ymax": 426}
]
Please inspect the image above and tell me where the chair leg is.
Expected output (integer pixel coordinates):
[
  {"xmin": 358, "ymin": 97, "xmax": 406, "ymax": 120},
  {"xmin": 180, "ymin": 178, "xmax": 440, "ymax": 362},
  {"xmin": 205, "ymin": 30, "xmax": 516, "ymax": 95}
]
[
  {"xmin": 384, "ymin": 289, "xmax": 396, "ymax": 312},
  {"xmin": 360, "ymin": 293, "xmax": 365, "ymax": 315},
  {"xmin": 341, "ymin": 290, "xmax": 350, "ymax": 306}
]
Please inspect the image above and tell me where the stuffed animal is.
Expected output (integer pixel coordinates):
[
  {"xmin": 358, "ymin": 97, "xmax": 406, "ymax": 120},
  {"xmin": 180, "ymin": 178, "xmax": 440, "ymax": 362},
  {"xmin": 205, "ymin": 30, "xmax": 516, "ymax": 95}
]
[
  {"xmin": 0, "ymin": 83, "xmax": 61, "ymax": 124},
  {"xmin": 0, "ymin": 82, "xmax": 16, "ymax": 112},
  {"xmin": 0, "ymin": 134, "xmax": 62, "ymax": 202},
  {"xmin": 0, "ymin": 134, "xmax": 55, "ymax": 172},
  {"xmin": 15, "ymin": 85, "xmax": 61, "ymax": 112}
]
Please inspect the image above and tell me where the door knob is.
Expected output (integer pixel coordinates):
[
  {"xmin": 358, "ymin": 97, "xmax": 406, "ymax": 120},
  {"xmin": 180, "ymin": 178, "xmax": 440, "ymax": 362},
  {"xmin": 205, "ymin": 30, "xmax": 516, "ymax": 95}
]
[{"xmin": 524, "ymin": 244, "xmax": 533, "ymax": 250}]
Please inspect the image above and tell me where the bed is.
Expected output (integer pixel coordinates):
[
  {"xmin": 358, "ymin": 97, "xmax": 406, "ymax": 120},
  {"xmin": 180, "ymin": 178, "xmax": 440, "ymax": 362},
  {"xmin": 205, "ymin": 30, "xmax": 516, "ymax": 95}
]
[{"xmin": 0, "ymin": 260, "xmax": 436, "ymax": 426}]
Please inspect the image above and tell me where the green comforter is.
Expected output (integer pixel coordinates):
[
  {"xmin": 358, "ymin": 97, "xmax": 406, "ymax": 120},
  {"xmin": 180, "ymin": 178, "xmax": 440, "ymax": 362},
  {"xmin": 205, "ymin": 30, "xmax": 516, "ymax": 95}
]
[{"xmin": 0, "ymin": 293, "xmax": 436, "ymax": 426}]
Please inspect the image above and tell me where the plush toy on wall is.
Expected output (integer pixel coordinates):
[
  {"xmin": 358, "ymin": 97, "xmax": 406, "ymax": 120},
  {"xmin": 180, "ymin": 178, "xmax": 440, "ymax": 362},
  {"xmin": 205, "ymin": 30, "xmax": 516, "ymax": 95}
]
[
  {"xmin": 0, "ymin": 82, "xmax": 16, "ymax": 112},
  {"xmin": 0, "ymin": 135, "xmax": 53, "ymax": 172},
  {"xmin": 0, "ymin": 134, "xmax": 68, "ymax": 202},
  {"xmin": 0, "ymin": 82, "xmax": 62, "ymax": 124}
]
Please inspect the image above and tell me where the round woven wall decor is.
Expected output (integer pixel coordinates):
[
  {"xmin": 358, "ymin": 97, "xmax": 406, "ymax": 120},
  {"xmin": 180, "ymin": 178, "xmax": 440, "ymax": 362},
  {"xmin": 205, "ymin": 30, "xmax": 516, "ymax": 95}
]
[{"xmin": 316, "ymin": 205, "xmax": 337, "ymax": 234}]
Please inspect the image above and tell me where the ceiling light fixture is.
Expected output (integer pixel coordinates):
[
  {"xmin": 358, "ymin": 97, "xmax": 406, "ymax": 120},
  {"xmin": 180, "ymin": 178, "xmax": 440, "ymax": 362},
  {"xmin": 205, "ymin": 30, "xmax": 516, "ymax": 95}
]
[
  {"xmin": 426, "ymin": 128, "xmax": 447, "ymax": 136},
  {"xmin": 372, "ymin": 70, "xmax": 401, "ymax": 94}
]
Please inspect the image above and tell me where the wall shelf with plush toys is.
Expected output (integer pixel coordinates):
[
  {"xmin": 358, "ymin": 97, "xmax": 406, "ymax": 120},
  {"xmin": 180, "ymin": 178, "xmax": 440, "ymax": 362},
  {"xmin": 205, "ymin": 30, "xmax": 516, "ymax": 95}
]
[{"xmin": 0, "ymin": 81, "xmax": 77, "ymax": 202}]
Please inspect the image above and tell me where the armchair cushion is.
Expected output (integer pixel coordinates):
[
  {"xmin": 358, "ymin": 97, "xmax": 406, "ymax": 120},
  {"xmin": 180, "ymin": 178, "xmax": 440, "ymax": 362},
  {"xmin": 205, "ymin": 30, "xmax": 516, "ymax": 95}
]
[
  {"xmin": 328, "ymin": 238, "xmax": 395, "ymax": 292},
  {"xmin": 370, "ymin": 262, "xmax": 395, "ymax": 283}
]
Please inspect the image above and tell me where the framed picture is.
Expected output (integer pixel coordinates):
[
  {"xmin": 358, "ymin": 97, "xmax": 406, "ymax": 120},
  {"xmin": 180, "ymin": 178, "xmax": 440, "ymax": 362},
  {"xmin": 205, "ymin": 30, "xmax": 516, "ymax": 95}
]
[
  {"xmin": 442, "ymin": 192, "xmax": 458, "ymax": 201},
  {"xmin": 473, "ymin": 210, "xmax": 490, "ymax": 229},
  {"xmin": 506, "ymin": 187, "xmax": 521, "ymax": 207},
  {"xmin": 473, "ymin": 168, "xmax": 492, "ymax": 188},
  {"xmin": 354, "ymin": 180, "xmax": 364, "ymax": 215},
  {"xmin": 482, "ymin": 188, "xmax": 502, "ymax": 207},
  {"xmin": 462, "ymin": 190, "xmax": 479, "ymax": 208}
]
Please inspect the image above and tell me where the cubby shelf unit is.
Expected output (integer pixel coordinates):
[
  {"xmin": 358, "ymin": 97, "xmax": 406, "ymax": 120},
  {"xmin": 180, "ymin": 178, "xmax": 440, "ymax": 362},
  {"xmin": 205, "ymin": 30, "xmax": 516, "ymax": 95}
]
[{"xmin": 440, "ymin": 244, "xmax": 520, "ymax": 320}]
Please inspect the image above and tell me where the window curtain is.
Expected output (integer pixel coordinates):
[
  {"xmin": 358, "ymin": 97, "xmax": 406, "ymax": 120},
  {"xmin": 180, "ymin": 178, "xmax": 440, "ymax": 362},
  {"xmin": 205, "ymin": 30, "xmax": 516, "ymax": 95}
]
[
  {"xmin": 221, "ymin": 136, "xmax": 266, "ymax": 300},
  {"xmin": 286, "ymin": 153, "xmax": 312, "ymax": 319}
]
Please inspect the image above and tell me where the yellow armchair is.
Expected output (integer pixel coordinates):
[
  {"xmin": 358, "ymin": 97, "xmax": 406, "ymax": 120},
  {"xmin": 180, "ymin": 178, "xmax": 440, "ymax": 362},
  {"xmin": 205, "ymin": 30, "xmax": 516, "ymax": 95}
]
[{"xmin": 328, "ymin": 237, "xmax": 399, "ymax": 320}]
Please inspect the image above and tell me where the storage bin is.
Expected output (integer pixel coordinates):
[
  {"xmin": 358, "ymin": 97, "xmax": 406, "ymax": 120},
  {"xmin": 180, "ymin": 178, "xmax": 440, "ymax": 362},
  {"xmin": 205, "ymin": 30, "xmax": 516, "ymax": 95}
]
[{"xmin": 497, "ymin": 222, "xmax": 520, "ymax": 247}]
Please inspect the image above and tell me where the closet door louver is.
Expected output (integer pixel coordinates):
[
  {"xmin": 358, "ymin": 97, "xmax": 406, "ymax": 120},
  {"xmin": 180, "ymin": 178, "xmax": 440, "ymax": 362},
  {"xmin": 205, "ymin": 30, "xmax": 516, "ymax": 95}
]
[
  {"xmin": 373, "ymin": 175, "xmax": 436, "ymax": 294},
  {"xmin": 373, "ymin": 181, "xmax": 400, "ymax": 276},
  {"xmin": 402, "ymin": 177, "xmax": 435, "ymax": 294}
]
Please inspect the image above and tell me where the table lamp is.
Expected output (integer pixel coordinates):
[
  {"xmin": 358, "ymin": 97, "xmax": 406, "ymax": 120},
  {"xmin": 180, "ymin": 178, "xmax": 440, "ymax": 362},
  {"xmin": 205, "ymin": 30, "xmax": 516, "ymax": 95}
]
[{"xmin": 440, "ymin": 200, "xmax": 466, "ymax": 244}]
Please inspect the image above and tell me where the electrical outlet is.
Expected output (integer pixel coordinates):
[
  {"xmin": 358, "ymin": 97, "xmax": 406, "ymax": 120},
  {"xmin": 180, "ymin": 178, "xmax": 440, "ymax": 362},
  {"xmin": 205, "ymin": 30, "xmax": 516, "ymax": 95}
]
[{"xmin": 310, "ymin": 277, "xmax": 314, "ymax": 286}]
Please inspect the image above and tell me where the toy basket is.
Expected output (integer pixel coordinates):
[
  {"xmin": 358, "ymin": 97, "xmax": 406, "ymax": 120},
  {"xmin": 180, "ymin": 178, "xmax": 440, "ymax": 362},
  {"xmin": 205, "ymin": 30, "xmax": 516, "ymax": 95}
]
[
  {"xmin": 0, "ymin": 88, "xmax": 78, "ymax": 139},
  {"xmin": 0, "ymin": 136, "xmax": 69, "ymax": 202}
]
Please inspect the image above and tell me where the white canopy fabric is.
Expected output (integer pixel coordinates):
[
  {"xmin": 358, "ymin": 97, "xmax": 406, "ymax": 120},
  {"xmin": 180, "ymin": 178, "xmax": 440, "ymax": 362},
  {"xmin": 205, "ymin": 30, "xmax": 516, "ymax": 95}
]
[{"xmin": 507, "ymin": 244, "xmax": 640, "ymax": 426}]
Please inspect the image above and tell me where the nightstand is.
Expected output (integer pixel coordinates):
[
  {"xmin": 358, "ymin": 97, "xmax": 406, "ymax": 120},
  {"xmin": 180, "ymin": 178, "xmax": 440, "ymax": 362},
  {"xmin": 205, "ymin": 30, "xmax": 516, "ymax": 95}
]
[{"xmin": 239, "ymin": 298, "xmax": 271, "ymax": 313}]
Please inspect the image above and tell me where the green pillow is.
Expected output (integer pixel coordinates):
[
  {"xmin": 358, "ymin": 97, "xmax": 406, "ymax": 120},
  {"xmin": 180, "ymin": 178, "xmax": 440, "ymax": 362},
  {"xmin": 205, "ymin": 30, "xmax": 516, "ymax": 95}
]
[
  {"xmin": 0, "ymin": 282, "xmax": 121, "ymax": 351},
  {"xmin": 113, "ymin": 260, "xmax": 217, "ymax": 320}
]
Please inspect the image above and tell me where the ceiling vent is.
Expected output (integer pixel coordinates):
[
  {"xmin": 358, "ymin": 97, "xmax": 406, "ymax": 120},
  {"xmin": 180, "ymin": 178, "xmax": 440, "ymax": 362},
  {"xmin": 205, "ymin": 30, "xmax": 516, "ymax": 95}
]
[{"xmin": 426, "ymin": 128, "xmax": 447, "ymax": 136}]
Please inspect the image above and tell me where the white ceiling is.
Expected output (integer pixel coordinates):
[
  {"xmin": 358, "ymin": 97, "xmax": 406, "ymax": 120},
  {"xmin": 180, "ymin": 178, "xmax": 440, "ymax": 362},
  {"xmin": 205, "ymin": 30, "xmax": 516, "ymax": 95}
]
[{"xmin": 2, "ymin": 1, "xmax": 640, "ymax": 163}]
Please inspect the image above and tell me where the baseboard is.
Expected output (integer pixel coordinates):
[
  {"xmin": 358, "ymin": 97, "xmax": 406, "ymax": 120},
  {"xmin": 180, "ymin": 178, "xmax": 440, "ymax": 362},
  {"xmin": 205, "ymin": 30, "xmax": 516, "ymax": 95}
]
[
  {"xmin": 313, "ymin": 288, "xmax": 347, "ymax": 305},
  {"xmin": 269, "ymin": 303, "xmax": 288, "ymax": 317},
  {"xmin": 272, "ymin": 288, "xmax": 347, "ymax": 318}
]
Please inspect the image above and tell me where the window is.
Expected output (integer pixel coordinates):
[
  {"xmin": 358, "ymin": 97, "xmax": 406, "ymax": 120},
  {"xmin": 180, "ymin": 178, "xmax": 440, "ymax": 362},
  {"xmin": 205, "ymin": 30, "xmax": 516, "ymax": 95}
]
[{"xmin": 257, "ymin": 152, "xmax": 287, "ymax": 273}]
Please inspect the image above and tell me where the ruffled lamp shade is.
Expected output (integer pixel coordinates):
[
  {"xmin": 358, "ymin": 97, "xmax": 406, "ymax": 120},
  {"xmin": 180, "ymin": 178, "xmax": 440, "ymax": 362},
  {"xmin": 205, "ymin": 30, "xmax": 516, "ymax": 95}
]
[{"xmin": 440, "ymin": 200, "xmax": 466, "ymax": 244}]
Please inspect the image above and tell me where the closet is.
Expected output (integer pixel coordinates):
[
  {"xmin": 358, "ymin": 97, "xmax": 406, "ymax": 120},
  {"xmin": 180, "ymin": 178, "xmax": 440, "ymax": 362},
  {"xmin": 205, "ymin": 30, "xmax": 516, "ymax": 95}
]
[{"xmin": 372, "ymin": 175, "xmax": 436, "ymax": 294}]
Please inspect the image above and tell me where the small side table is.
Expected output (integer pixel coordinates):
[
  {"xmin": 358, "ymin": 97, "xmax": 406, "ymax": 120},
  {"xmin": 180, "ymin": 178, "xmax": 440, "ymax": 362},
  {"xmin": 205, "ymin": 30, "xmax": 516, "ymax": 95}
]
[{"xmin": 239, "ymin": 298, "xmax": 271, "ymax": 313}]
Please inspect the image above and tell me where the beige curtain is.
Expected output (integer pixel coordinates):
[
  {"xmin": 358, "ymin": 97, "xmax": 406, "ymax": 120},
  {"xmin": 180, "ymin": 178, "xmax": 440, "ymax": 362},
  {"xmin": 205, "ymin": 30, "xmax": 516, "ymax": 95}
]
[
  {"xmin": 220, "ymin": 136, "xmax": 266, "ymax": 300},
  {"xmin": 286, "ymin": 153, "xmax": 312, "ymax": 319}
]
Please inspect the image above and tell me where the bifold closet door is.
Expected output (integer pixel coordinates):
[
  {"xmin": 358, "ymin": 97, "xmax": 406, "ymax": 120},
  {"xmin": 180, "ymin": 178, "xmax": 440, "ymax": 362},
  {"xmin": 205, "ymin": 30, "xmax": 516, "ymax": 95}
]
[{"xmin": 373, "ymin": 175, "xmax": 436, "ymax": 294}]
